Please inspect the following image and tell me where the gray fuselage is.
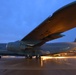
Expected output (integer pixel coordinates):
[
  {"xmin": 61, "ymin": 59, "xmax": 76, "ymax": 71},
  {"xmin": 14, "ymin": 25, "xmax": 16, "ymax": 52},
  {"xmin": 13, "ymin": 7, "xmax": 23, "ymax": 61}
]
[{"xmin": 0, "ymin": 42, "xmax": 76, "ymax": 56}]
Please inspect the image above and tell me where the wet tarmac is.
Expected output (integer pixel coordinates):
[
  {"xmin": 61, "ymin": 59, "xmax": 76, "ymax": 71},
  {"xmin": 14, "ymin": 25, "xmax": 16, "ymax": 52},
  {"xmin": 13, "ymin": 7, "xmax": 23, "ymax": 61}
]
[{"xmin": 0, "ymin": 56, "xmax": 76, "ymax": 75}]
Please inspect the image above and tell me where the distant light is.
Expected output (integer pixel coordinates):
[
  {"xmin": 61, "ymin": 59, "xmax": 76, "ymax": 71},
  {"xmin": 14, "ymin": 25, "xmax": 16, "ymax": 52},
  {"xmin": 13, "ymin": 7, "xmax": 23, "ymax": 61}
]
[{"xmin": 41, "ymin": 56, "xmax": 66, "ymax": 60}]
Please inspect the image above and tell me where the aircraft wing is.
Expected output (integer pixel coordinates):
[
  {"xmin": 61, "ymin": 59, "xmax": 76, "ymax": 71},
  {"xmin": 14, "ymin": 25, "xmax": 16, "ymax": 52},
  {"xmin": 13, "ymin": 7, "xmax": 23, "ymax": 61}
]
[{"xmin": 21, "ymin": 1, "xmax": 76, "ymax": 46}]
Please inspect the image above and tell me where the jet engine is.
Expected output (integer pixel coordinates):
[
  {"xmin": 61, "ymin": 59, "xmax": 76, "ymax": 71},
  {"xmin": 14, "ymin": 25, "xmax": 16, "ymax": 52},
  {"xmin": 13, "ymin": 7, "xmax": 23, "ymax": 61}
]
[{"xmin": 6, "ymin": 41, "xmax": 27, "ymax": 52}]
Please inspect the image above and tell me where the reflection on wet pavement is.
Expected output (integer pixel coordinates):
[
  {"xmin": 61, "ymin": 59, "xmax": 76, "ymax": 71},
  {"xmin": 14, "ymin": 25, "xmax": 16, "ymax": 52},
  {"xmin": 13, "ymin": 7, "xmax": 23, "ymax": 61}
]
[
  {"xmin": 0, "ymin": 56, "xmax": 76, "ymax": 70},
  {"xmin": 0, "ymin": 56, "xmax": 76, "ymax": 75}
]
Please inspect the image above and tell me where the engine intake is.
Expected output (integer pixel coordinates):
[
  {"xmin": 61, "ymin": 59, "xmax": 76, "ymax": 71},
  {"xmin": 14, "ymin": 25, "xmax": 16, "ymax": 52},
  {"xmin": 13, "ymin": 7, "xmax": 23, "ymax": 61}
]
[{"xmin": 6, "ymin": 41, "xmax": 27, "ymax": 52}]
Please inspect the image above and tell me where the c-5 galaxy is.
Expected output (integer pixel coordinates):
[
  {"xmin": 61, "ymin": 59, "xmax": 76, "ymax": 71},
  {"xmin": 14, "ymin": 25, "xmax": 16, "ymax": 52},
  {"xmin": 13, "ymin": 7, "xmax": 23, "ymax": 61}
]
[{"xmin": 0, "ymin": 1, "xmax": 76, "ymax": 59}]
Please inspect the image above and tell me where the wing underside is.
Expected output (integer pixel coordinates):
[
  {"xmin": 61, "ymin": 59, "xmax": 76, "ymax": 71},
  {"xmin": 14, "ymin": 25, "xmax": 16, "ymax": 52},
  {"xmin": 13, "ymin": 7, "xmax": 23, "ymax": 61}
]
[{"xmin": 21, "ymin": 1, "xmax": 76, "ymax": 46}]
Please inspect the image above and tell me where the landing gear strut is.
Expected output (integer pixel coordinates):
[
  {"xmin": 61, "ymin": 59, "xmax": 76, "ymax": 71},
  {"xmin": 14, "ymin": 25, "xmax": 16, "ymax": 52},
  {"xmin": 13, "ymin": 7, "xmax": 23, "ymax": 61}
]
[{"xmin": 36, "ymin": 55, "xmax": 41, "ymax": 59}]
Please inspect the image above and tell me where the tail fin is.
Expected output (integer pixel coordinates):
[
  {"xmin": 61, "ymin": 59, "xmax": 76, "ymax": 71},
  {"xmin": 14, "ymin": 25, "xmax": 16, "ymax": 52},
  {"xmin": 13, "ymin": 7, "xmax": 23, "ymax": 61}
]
[{"xmin": 74, "ymin": 38, "xmax": 76, "ymax": 42}]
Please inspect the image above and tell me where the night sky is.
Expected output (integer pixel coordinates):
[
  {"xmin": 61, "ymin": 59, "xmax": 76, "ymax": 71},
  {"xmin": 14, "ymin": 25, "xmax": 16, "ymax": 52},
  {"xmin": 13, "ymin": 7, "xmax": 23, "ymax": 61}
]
[{"xmin": 0, "ymin": 0, "xmax": 76, "ymax": 43}]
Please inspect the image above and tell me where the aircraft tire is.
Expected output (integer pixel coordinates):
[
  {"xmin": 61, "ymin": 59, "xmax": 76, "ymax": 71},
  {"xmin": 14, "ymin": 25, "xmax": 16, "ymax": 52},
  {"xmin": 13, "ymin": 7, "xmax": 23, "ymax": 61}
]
[
  {"xmin": 36, "ymin": 55, "xmax": 41, "ymax": 59},
  {"xmin": 29, "ymin": 56, "xmax": 32, "ymax": 59},
  {"xmin": 25, "ymin": 55, "xmax": 32, "ymax": 59}
]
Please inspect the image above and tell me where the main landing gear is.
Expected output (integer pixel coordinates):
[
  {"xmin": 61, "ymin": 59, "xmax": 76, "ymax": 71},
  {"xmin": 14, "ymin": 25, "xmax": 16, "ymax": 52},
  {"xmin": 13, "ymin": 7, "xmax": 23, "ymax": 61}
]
[
  {"xmin": 25, "ymin": 55, "xmax": 32, "ymax": 59},
  {"xmin": 25, "ymin": 55, "xmax": 41, "ymax": 59},
  {"xmin": 36, "ymin": 55, "xmax": 41, "ymax": 59}
]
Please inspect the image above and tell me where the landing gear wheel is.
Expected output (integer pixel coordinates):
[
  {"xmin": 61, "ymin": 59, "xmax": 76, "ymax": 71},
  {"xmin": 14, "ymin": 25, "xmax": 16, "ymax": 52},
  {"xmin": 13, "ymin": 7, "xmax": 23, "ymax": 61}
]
[
  {"xmin": 36, "ymin": 55, "xmax": 41, "ymax": 59},
  {"xmin": 25, "ymin": 55, "xmax": 32, "ymax": 59},
  {"xmin": 29, "ymin": 56, "xmax": 32, "ymax": 59}
]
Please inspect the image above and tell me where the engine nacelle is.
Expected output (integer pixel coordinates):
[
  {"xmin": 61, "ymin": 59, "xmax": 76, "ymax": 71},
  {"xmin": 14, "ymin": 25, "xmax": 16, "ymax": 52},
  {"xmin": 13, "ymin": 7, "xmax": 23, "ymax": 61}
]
[{"xmin": 6, "ymin": 41, "xmax": 27, "ymax": 52}]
